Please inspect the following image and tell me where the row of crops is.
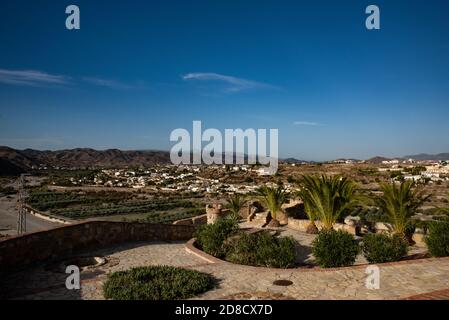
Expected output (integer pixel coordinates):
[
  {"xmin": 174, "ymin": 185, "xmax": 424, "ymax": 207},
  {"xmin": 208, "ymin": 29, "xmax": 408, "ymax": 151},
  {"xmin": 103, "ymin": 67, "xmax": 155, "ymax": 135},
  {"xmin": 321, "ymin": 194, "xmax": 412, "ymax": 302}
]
[
  {"xmin": 126, "ymin": 208, "xmax": 206, "ymax": 224},
  {"xmin": 27, "ymin": 190, "xmax": 134, "ymax": 211},
  {"xmin": 27, "ymin": 190, "xmax": 204, "ymax": 221}
]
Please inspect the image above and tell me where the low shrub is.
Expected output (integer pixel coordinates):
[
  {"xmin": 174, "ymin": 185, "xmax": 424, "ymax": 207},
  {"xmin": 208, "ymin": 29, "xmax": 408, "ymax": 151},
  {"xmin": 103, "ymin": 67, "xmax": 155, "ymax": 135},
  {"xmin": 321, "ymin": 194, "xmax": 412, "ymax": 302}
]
[
  {"xmin": 362, "ymin": 233, "xmax": 408, "ymax": 263},
  {"xmin": 103, "ymin": 265, "xmax": 215, "ymax": 300},
  {"xmin": 225, "ymin": 231, "xmax": 296, "ymax": 268},
  {"xmin": 312, "ymin": 230, "xmax": 359, "ymax": 268},
  {"xmin": 194, "ymin": 217, "xmax": 239, "ymax": 258},
  {"xmin": 425, "ymin": 221, "xmax": 449, "ymax": 257}
]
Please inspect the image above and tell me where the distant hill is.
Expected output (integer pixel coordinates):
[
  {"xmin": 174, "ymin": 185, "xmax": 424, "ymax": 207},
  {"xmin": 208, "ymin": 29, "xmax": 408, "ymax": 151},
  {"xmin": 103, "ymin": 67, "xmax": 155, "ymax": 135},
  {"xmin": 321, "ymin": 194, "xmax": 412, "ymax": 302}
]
[
  {"xmin": 366, "ymin": 156, "xmax": 393, "ymax": 164},
  {"xmin": 0, "ymin": 146, "xmax": 171, "ymax": 174},
  {"xmin": 366, "ymin": 153, "xmax": 449, "ymax": 164},
  {"xmin": 404, "ymin": 153, "xmax": 449, "ymax": 161},
  {"xmin": 0, "ymin": 146, "xmax": 39, "ymax": 175},
  {"xmin": 2, "ymin": 145, "xmax": 449, "ymax": 176},
  {"xmin": 281, "ymin": 158, "xmax": 311, "ymax": 164},
  {"xmin": 0, "ymin": 158, "xmax": 27, "ymax": 176}
]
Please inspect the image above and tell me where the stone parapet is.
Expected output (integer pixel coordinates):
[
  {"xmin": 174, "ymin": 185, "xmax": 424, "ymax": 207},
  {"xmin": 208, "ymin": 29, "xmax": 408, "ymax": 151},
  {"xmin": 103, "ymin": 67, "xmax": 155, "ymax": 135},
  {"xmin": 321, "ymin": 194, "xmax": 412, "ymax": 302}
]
[{"xmin": 0, "ymin": 221, "xmax": 196, "ymax": 273}]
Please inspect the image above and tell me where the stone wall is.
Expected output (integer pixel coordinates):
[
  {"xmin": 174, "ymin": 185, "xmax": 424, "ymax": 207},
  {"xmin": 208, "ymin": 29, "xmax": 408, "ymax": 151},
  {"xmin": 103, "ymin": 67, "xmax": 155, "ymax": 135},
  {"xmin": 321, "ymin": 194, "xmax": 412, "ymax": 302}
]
[
  {"xmin": 0, "ymin": 221, "xmax": 196, "ymax": 273},
  {"xmin": 172, "ymin": 214, "xmax": 207, "ymax": 226},
  {"xmin": 24, "ymin": 205, "xmax": 72, "ymax": 225},
  {"xmin": 288, "ymin": 218, "xmax": 358, "ymax": 235}
]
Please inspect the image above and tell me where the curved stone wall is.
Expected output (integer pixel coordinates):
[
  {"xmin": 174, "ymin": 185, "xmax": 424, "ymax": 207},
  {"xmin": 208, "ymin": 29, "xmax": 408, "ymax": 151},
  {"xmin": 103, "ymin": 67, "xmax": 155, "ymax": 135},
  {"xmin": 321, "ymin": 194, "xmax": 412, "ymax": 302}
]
[{"xmin": 0, "ymin": 221, "xmax": 196, "ymax": 274}]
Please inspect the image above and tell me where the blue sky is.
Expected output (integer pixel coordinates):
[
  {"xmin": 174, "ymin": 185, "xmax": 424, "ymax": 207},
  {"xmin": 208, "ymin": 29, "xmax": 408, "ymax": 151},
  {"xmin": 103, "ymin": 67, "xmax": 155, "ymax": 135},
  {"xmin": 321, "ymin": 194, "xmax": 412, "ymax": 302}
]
[{"xmin": 0, "ymin": 0, "xmax": 448, "ymax": 161}]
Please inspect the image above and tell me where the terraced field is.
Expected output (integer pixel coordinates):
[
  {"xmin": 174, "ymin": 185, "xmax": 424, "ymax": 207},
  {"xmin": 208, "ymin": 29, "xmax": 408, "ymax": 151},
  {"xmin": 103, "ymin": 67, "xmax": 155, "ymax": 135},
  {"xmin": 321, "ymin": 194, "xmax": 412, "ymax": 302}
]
[{"xmin": 27, "ymin": 189, "xmax": 205, "ymax": 223}]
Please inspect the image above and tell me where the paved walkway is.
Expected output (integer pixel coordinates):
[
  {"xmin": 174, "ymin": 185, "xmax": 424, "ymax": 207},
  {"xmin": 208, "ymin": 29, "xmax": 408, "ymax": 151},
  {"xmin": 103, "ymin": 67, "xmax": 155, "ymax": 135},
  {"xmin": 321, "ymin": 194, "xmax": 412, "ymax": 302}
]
[
  {"xmin": 2, "ymin": 240, "xmax": 449, "ymax": 300},
  {"xmin": 406, "ymin": 289, "xmax": 449, "ymax": 300}
]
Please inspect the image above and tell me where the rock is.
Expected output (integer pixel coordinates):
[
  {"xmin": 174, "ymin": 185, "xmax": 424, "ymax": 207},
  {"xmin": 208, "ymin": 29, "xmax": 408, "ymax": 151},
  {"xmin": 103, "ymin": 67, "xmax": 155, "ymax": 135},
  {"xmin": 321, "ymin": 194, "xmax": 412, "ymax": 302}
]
[
  {"xmin": 334, "ymin": 223, "xmax": 358, "ymax": 235},
  {"xmin": 374, "ymin": 222, "xmax": 392, "ymax": 233},
  {"xmin": 267, "ymin": 219, "xmax": 281, "ymax": 228},
  {"xmin": 412, "ymin": 233, "xmax": 426, "ymax": 247},
  {"xmin": 281, "ymin": 199, "xmax": 307, "ymax": 220},
  {"xmin": 276, "ymin": 210, "xmax": 289, "ymax": 225},
  {"xmin": 415, "ymin": 228, "xmax": 425, "ymax": 234},
  {"xmin": 344, "ymin": 216, "xmax": 361, "ymax": 227},
  {"xmin": 306, "ymin": 222, "xmax": 319, "ymax": 234},
  {"xmin": 288, "ymin": 219, "xmax": 324, "ymax": 232}
]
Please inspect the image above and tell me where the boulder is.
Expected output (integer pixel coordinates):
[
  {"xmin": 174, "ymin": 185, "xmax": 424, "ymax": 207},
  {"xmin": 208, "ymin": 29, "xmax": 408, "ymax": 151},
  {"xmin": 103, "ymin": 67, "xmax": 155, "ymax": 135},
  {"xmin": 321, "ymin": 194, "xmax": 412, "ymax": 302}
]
[
  {"xmin": 276, "ymin": 210, "xmax": 289, "ymax": 225},
  {"xmin": 334, "ymin": 223, "xmax": 358, "ymax": 235},
  {"xmin": 412, "ymin": 233, "xmax": 426, "ymax": 247},
  {"xmin": 344, "ymin": 216, "xmax": 361, "ymax": 227},
  {"xmin": 374, "ymin": 222, "xmax": 392, "ymax": 233}
]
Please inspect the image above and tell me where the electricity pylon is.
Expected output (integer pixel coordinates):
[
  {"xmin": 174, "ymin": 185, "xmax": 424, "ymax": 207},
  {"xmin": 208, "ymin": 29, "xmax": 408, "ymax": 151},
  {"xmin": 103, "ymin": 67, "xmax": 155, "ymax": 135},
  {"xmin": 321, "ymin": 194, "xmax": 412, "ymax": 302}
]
[{"xmin": 17, "ymin": 174, "xmax": 29, "ymax": 234}]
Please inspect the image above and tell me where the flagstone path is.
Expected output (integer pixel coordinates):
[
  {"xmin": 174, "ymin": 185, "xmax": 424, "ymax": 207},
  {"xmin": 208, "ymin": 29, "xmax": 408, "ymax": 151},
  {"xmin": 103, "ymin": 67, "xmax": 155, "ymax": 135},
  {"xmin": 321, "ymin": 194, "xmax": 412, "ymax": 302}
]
[{"xmin": 3, "ymin": 240, "xmax": 449, "ymax": 300}]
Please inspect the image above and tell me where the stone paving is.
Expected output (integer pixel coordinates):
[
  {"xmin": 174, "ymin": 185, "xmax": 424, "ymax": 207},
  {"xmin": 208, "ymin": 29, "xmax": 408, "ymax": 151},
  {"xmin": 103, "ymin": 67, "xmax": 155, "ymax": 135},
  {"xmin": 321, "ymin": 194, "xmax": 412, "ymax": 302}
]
[
  {"xmin": 406, "ymin": 288, "xmax": 449, "ymax": 300},
  {"xmin": 2, "ymin": 238, "xmax": 449, "ymax": 300}
]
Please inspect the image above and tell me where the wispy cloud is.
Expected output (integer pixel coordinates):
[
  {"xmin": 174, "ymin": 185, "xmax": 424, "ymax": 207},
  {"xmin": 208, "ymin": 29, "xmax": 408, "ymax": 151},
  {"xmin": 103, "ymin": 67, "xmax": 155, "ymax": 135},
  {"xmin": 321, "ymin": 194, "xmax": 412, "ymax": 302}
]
[
  {"xmin": 293, "ymin": 121, "xmax": 323, "ymax": 126},
  {"xmin": 82, "ymin": 77, "xmax": 136, "ymax": 90},
  {"xmin": 182, "ymin": 72, "xmax": 278, "ymax": 93},
  {"xmin": 0, "ymin": 68, "xmax": 139, "ymax": 90},
  {"xmin": 0, "ymin": 69, "xmax": 69, "ymax": 87}
]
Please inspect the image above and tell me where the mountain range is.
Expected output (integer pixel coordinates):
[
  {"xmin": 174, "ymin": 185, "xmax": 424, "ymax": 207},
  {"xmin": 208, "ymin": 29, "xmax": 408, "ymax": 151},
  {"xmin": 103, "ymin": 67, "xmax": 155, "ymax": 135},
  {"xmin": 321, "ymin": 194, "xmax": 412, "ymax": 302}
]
[
  {"xmin": 1, "ymin": 146, "xmax": 448, "ymax": 176},
  {"xmin": 0, "ymin": 146, "xmax": 171, "ymax": 175}
]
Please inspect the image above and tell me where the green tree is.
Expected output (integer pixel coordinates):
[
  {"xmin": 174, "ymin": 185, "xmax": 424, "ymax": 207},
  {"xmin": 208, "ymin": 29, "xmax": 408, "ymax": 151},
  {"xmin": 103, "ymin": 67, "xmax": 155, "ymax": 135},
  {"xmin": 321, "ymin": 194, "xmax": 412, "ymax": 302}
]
[
  {"xmin": 225, "ymin": 193, "xmax": 247, "ymax": 219},
  {"xmin": 256, "ymin": 185, "xmax": 288, "ymax": 226},
  {"xmin": 376, "ymin": 180, "xmax": 430, "ymax": 236},
  {"xmin": 296, "ymin": 175, "xmax": 363, "ymax": 230}
]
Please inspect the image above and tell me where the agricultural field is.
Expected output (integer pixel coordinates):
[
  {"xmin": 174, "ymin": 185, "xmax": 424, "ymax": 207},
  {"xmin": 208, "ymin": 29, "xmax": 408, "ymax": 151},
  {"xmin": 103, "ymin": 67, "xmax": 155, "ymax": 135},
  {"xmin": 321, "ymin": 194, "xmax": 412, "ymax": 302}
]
[{"xmin": 26, "ymin": 188, "xmax": 206, "ymax": 224}]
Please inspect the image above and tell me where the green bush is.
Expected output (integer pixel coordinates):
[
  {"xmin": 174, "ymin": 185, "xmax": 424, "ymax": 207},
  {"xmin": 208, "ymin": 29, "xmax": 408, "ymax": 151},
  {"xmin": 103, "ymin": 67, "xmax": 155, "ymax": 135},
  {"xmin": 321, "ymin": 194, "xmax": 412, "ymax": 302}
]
[
  {"xmin": 103, "ymin": 265, "xmax": 215, "ymax": 300},
  {"xmin": 225, "ymin": 231, "xmax": 296, "ymax": 268},
  {"xmin": 194, "ymin": 217, "xmax": 239, "ymax": 258},
  {"xmin": 312, "ymin": 230, "xmax": 359, "ymax": 268},
  {"xmin": 425, "ymin": 221, "xmax": 449, "ymax": 257},
  {"xmin": 362, "ymin": 233, "xmax": 408, "ymax": 263}
]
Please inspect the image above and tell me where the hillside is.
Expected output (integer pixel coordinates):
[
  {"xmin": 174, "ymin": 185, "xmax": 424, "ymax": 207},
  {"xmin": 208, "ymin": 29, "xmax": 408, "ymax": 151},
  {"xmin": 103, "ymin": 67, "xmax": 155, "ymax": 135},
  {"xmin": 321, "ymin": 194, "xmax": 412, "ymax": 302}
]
[
  {"xmin": 0, "ymin": 146, "xmax": 171, "ymax": 174},
  {"xmin": 404, "ymin": 153, "xmax": 449, "ymax": 161}
]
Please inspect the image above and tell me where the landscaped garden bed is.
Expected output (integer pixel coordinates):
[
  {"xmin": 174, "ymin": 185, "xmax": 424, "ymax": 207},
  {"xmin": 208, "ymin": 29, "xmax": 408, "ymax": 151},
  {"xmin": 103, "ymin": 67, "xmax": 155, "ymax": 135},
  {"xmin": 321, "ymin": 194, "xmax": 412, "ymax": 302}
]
[
  {"xmin": 190, "ymin": 176, "xmax": 449, "ymax": 270},
  {"xmin": 193, "ymin": 218, "xmax": 298, "ymax": 268},
  {"xmin": 103, "ymin": 265, "xmax": 216, "ymax": 300}
]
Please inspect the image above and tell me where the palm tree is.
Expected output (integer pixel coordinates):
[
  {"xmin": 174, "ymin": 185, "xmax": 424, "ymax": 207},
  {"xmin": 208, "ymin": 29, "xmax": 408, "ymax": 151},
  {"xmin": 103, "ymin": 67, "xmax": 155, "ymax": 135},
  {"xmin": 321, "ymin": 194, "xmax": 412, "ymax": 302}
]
[
  {"xmin": 295, "ymin": 186, "xmax": 318, "ymax": 234},
  {"xmin": 296, "ymin": 175, "xmax": 362, "ymax": 230},
  {"xmin": 376, "ymin": 180, "xmax": 430, "ymax": 236},
  {"xmin": 256, "ymin": 185, "xmax": 288, "ymax": 227},
  {"xmin": 225, "ymin": 193, "xmax": 247, "ymax": 219}
]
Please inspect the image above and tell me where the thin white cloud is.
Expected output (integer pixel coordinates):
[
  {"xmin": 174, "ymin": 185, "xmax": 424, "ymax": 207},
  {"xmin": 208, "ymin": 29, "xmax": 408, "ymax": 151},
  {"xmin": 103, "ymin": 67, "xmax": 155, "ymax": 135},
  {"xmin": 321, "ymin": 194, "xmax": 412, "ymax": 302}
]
[
  {"xmin": 182, "ymin": 72, "xmax": 278, "ymax": 92},
  {"xmin": 0, "ymin": 68, "xmax": 138, "ymax": 90},
  {"xmin": 82, "ymin": 77, "xmax": 135, "ymax": 90},
  {"xmin": 293, "ymin": 121, "xmax": 323, "ymax": 126},
  {"xmin": 0, "ymin": 69, "xmax": 69, "ymax": 86}
]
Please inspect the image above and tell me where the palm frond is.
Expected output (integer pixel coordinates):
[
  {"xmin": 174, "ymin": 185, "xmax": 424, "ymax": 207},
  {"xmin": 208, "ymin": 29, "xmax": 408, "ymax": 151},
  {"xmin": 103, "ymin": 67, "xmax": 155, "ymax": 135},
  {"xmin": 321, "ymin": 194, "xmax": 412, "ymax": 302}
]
[
  {"xmin": 296, "ymin": 175, "xmax": 361, "ymax": 229},
  {"xmin": 375, "ymin": 180, "xmax": 431, "ymax": 235},
  {"xmin": 225, "ymin": 193, "xmax": 247, "ymax": 218},
  {"xmin": 255, "ymin": 185, "xmax": 287, "ymax": 220}
]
